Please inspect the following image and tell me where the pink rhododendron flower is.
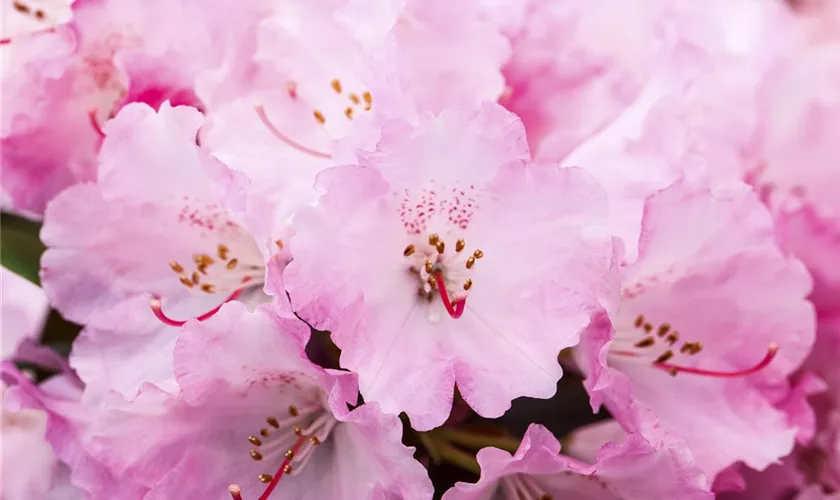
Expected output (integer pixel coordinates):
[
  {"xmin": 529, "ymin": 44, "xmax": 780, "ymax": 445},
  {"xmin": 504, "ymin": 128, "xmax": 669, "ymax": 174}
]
[
  {"xmin": 443, "ymin": 423, "xmax": 710, "ymax": 500},
  {"xmin": 577, "ymin": 177, "xmax": 815, "ymax": 479},
  {"xmin": 39, "ymin": 102, "xmax": 270, "ymax": 399},
  {"xmin": 1, "ymin": 268, "xmax": 48, "ymax": 358},
  {"xmin": 284, "ymin": 102, "xmax": 617, "ymax": 430},
  {"xmin": 85, "ymin": 302, "xmax": 433, "ymax": 500},
  {"xmin": 0, "ymin": 381, "xmax": 82, "ymax": 500}
]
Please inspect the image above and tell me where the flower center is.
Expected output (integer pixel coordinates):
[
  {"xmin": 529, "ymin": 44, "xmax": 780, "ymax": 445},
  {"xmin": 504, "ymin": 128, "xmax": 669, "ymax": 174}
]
[
  {"xmin": 500, "ymin": 474, "xmax": 553, "ymax": 500},
  {"xmin": 610, "ymin": 314, "xmax": 778, "ymax": 378},
  {"xmin": 254, "ymin": 77, "xmax": 373, "ymax": 160},
  {"xmin": 403, "ymin": 233, "xmax": 483, "ymax": 319},
  {"xmin": 234, "ymin": 402, "xmax": 338, "ymax": 500}
]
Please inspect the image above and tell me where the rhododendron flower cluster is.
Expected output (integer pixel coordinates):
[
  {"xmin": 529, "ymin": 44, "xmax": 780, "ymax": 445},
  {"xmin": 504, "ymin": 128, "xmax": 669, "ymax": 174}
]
[{"xmin": 1, "ymin": 0, "xmax": 839, "ymax": 498}]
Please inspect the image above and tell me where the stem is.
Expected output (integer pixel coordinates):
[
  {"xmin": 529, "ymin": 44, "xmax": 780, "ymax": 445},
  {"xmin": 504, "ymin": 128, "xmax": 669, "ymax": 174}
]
[
  {"xmin": 425, "ymin": 435, "xmax": 481, "ymax": 475},
  {"xmin": 432, "ymin": 428, "xmax": 521, "ymax": 454}
]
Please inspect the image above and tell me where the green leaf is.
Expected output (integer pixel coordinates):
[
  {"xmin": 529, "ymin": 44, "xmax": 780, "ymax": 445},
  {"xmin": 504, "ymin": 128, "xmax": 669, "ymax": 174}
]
[{"xmin": 1, "ymin": 211, "xmax": 45, "ymax": 286}]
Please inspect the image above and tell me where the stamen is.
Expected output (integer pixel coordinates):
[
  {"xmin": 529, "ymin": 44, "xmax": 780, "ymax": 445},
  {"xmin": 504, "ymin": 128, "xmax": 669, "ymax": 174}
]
[
  {"xmin": 313, "ymin": 110, "xmax": 326, "ymax": 124},
  {"xmin": 436, "ymin": 241, "xmax": 445, "ymax": 254},
  {"xmin": 0, "ymin": 25, "xmax": 56, "ymax": 45},
  {"xmin": 179, "ymin": 276, "xmax": 194, "ymax": 288},
  {"xmin": 404, "ymin": 245, "xmax": 415, "ymax": 257},
  {"xmin": 218, "ymin": 244, "xmax": 229, "ymax": 260},
  {"xmin": 331, "ymin": 79, "xmax": 342, "ymax": 93},
  {"xmin": 635, "ymin": 337, "xmax": 655, "ymax": 348},
  {"xmin": 248, "ymin": 436, "xmax": 262, "ymax": 446},
  {"xmin": 227, "ymin": 259, "xmax": 238, "ymax": 270},
  {"xmin": 655, "ymin": 343, "xmax": 779, "ymax": 378},
  {"xmin": 473, "ymin": 249, "xmax": 484, "ymax": 259},
  {"xmin": 254, "ymin": 104, "xmax": 331, "ymax": 160},
  {"xmin": 250, "ymin": 450, "xmax": 263, "ymax": 461},
  {"xmin": 463, "ymin": 279, "xmax": 472, "ymax": 290},
  {"xmin": 349, "ymin": 93, "xmax": 360, "ymax": 104},
  {"xmin": 88, "ymin": 109, "xmax": 105, "ymax": 138},
  {"xmin": 228, "ymin": 485, "xmax": 243, "ymax": 500},
  {"xmin": 433, "ymin": 271, "xmax": 466, "ymax": 319},
  {"xmin": 256, "ymin": 435, "xmax": 308, "ymax": 500},
  {"xmin": 456, "ymin": 239, "xmax": 465, "ymax": 252},
  {"xmin": 170, "ymin": 261, "xmax": 184, "ymax": 273},
  {"xmin": 149, "ymin": 283, "xmax": 247, "ymax": 327},
  {"xmin": 344, "ymin": 107, "xmax": 353, "ymax": 119},
  {"xmin": 634, "ymin": 315, "xmax": 645, "ymax": 328},
  {"xmin": 429, "ymin": 234, "xmax": 440, "ymax": 245},
  {"xmin": 466, "ymin": 256, "xmax": 475, "ymax": 269}
]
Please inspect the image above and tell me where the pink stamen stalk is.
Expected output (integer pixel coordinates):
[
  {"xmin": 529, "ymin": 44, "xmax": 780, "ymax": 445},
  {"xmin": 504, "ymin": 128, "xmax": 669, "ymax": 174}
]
[
  {"xmin": 88, "ymin": 109, "xmax": 105, "ymax": 138},
  {"xmin": 655, "ymin": 343, "xmax": 779, "ymax": 378},
  {"xmin": 254, "ymin": 104, "xmax": 331, "ymax": 160},
  {"xmin": 0, "ymin": 26, "xmax": 56, "ymax": 44},
  {"xmin": 433, "ymin": 271, "xmax": 466, "ymax": 319},
  {"xmin": 228, "ymin": 485, "xmax": 244, "ymax": 500},
  {"xmin": 150, "ymin": 287, "xmax": 245, "ymax": 327},
  {"xmin": 257, "ymin": 434, "xmax": 308, "ymax": 500}
]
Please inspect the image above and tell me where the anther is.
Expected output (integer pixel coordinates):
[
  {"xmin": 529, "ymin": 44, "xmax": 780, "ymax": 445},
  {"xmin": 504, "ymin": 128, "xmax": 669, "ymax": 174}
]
[
  {"xmin": 283, "ymin": 465, "xmax": 293, "ymax": 474},
  {"xmin": 179, "ymin": 276, "xmax": 194, "ymax": 288},
  {"xmin": 170, "ymin": 261, "xmax": 184, "ymax": 273},
  {"xmin": 658, "ymin": 324, "xmax": 671, "ymax": 336},
  {"xmin": 635, "ymin": 337, "xmax": 655, "ymax": 348},
  {"xmin": 218, "ymin": 244, "xmax": 229, "ymax": 260},
  {"xmin": 310, "ymin": 436, "xmax": 321, "ymax": 445},
  {"xmin": 473, "ymin": 249, "xmax": 484, "ymax": 259},
  {"xmin": 436, "ymin": 241, "xmax": 445, "ymax": 254},
  {"xmin": 275, "ymin": 239, "xmax": 284, "ymax": 249},
  {"xmin": 197, "ymin": 263, "xmax": 209, "ymax": 275},
  {"xmin": 260, "ymin": 429, "xmax": 271, "ymax": 437},
  {"xmin": 288, "ymin": 405, "xmax": 299, "ymax": 417},
  {"xmin": 331, "ymin": 79, "xmax": 342, "ymax": 93},
  {"xmin": 258, "ymin": 474, "xmax": 273, "ymax": 483},
  {"xmin": 654, "ymin": 350, "xmax": 674, "ymax": 364},
  {"xmin": 456, "ymin": 239, "xmax": 465, "ymax": 252},
  {"xmin": 313, "ymin": 110, "xmax": 326, "ymax": 124},
  {"xmin": 190, "ymin": 272, "xmax": 200, "ymax": 284},
  {"xmin": 250, "ymin": 450, "xmax": 263, "ymax": 461},
  {"xmin": 344, "ymin": 107, "xmax": 353, "ymax": 119},
  {"xmin": 404, "ymin": 244, "xmax": 415, "ymax": 257},
  {"xmin": 425, "ymin": 261, "xmax": 433, "ymax": 274},
  {"xmin": 200, "ymin": 283, "xmax": 216, "ymax": 294},
  {"xmin": 34, "ymin": 9, "xmax": 44, "ymax": 19},
  {"xmin": 349, "ymin": 93, "xmax": 360, "ymax": 104},
  {"xmin": 634, "ymin": 315, "xmax": 645, "ymax": 328},
  {"xmin": 666, "ymin": 332, "xmax": 679, "ymax": 345},
  {"xmin": 285, "ymin": 449, "xmax": 295, "ymax": 459},
  {"xmin": 429, "ymin": 234, "xmax": 439, "ymax": 245},
  {"xmin": 466, "ymin": 256, "xmax": 475, "ymax": 269},
  {"xmin": 248, "ymin": 436, "xmax": 262, "ymax": 446},
  {"xmin": 427, "ymin": 276, "xmax": 437, "ymax": 288},
  {"xmin": 463, "ymin": 279, "xmax": 472, "ymax": 291},
  {"xmin": 13, "ymin": 1, "xmax": 29, "ymax": 13},
  {"xmin": 267, "ymin": 416, "xmax": 280, "ymax": 428},
  {"xmin": 363, "ymin": 91, "xmax": 372, "ymax": 108},
  {"xmin": 293, "ymin": 425, "xmax": 302, "ymax": 436},
  {"xmin": 226, "ymin": 259, "xmax": 238, "ymax": 270}
]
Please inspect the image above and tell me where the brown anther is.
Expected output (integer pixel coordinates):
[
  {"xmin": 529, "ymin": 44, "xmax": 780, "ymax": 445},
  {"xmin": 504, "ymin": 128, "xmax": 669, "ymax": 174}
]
[
  {"xmin": 331, "ymin": 79, "xmax": 342, "ymax": 93},
  {"xmin": 403, "ymin": 244, "xmax": 415, "ymax": 256},
  {"xmin": 540, "ymin": 495, "xmax": 553, "ymax": 500},
  {"xmin": 455, "ymin": 239, "xmax": 465, "ymax": 252},
  {"xmin": 634, "ymin": 315, "xmax": 645, "ymax": 328},
  {"xmin": 34, "ymin": 9, "xmax": 44, "ymax": 19},
  {"xmin": 634, "ymin": 337, "xmax": 655, "ymax": 348},
  {"xmin": 193, "ymin": 253, "xmax": 214, "ymax": 265},
  {"xmin": 285, "ymin": 449, "xmax": 295, "ymax": 459},
  {"xmin": 200, "ymin": 283, "xmax": 216, "ymax": 294},
  {"xmin": 425, "ymin": 261, "xmax": 433, "ymax": 274},
  {"xmin": 363, "ymin": 91, "xmax": 372, "ymax": 105},
  {"xmin": 248, "ymin": 436, "xmax": 262, "ymax": 446},
  {"xmin": 191, "ymin": 272, "xmax": 201, "ymax": 284},
  {"xmin": 463, "ymin": 279, "xmax": 472, "ymax": 291},
  {"xmin": 427, "ymin": 276, "xmax": 437, "ymax": 288},
  {"xmin": 275, "ymin": 239, "xmax": 284, "ymax": 249},
  {"xmin": 643, "ymin": 323, "xmax": 653, "ymax": 333},
  {"xmin": 428, "ymin": 233, "xmax": 439, "ymax": 245},
  {"xmin": 310, "ymin": 436, "xmax": 321, "ymax": 445},
  {"xmin": 314, "ymin": 110, "xmax": 326, "ymax": 124},
  {"xmin": 258, "ymin": 474, "xmax": 273, "ymax": 483},
  {"xmin": 288, "ymin": 405, "xmax": 299, "ymax": 417},
  {"xmin": 666, "ymin": 332, "xmax": 679, "ymax": 345},
  {"xmin": 657, "ymin": 324, "xmax": 671, "ymax": 337},
  {"xmin": 260, "ymin": 429, "xmax": 271, "ymax": 437},
  {"xmin": 179, "ymin": 276, "xmax": 194, "ymax": 288},
  {"xmin": 349, "ymin": 93, "xmax": 360, "ymax": 104},
  {"xmin": 197, "ymin": 263, "xmax": 209, "ymax": 275},
  {"xmin": 293, "ymin": 425, "xmax": 302, "ymax": 436},
  {"xmin": 466, "ymin": 256, "xmax": 475, "ymax": 269},
  {"xmin": 217, "ymin": 244, "xmax": 229, "ymax": 260},
  {"xmin": 226, "ymin": 259, "xmax": 238, "ymax": 270},
  {"xmin": 344, "ymin": 107, "xmax": 354, "ymax": 119},
  {"xmin": 668, "ymin": 368, "xmax": 678, "ymax": 377},
  {"xmin": 473, "ymin": 249, "xmax": 484, "ymax": 259},
  {"xmin": 436, "ymin": 241, "xmax": 445, "ymax": 254},
  {"xmin": 680, "ymin": 342, "xmax": 703, "ymax": 355},
  {"xmin": 654, "ymin": 350, "xmax": 674, "ymax": 365},
  {"xmin": 283, "ymin": 465, "xmax": 293, "ymax": 474},
  {"xmin": 170, "ymin": 261, "xmax": 184, "ymax": 273},
  {"xmin": 267, "ymin": 416, "xmax": 280, "ymax": 428},
  {"xmin": 250, "ymin": 450, "xmax": 263, "ymax": 461},
  {"xmin": 13, "ymin": 1, "xmax": 29, "ymax": 13}
]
